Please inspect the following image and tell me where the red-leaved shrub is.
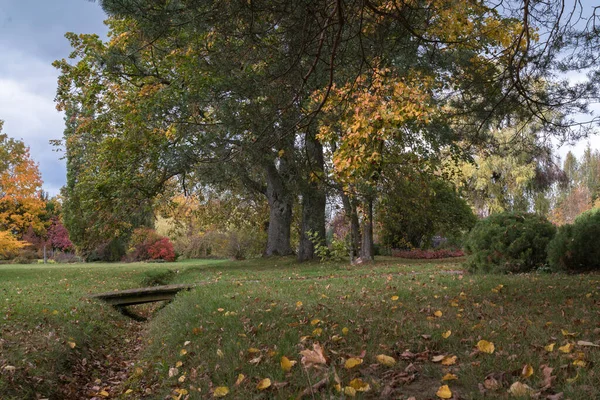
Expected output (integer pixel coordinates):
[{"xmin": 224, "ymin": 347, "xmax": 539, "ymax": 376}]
[
  {"xmin": 391, "ymin": 248, "xmax": 464, "ymax": 259},
  {"xmin": 147, "ymin": 237, "xmax": 176, "ymax": 262}
]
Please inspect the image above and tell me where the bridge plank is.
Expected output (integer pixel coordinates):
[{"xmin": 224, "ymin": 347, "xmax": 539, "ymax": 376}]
[{"xmin": 90, "ymin": 284, "xmax": 195, "ymax": 306}]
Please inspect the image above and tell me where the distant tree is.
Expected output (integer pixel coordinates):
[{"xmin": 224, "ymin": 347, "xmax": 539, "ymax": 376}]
[
  {"xmin": 48, "ymin": 218, "xmax": 74, "ymax": 252},
  {"xmin": 0, "ymin": 120, "xmax": 46, "ymax": 239}
]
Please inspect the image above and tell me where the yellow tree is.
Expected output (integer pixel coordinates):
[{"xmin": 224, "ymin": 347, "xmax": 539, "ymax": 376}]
[{"xmin": 0, "ymin": 120, "xmax": 46, "ymax": 240}]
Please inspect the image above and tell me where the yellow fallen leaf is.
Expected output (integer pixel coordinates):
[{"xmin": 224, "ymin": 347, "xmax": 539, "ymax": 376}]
[
  {"xmin": 235, "ymin": 374, "xmax": 245, "ymax": 386},
  {"xmin": 256, "ymin": 378, "xmax": 271, "ymax": 390},
  {"xmin": 442, "ymin": 373, "xmax": 458, "ymax": 381},
  {"xmin": 391, "ymin": 295, "xmax": 399, "ymax": 301},
  {"xmin": 436, "ymin": 385, "xmax": 452, "ymax": 399},
  {"xmin": 342, "ymin": 327, "xmax": 349, "ymax": 335},
  {"xmin": 521, "ymin": 364, "xmax": 533, "ymax": 378},
  {"xmin": 434, "ymin": 310, "xmax": 443, "ymax": 317},
  {"xmin": 98, "ymin": 390, "xmax": 109, "ymax": 398},
  {"xmin": 310, "ymin": 319, "xmax": 321, "ymax": 325},
  {"xmin": 561, "ymin": 329, "xmax": 578, "ymax": 337},
  {"xmin": 344, "ymin": 386, "xmax": 356, "ymax": 397},
  {"xmin": 459, "ymin": 292, "xmax": 467, "ymax": 299},
  {"xmin": 281, "ymin": 356, "xmax": 297, "ymax": 372},
  {"xmin": 477, "ymin": 340, "xmax": 495, "ymax": 354},
  {"xmin": 312, "ymin": 328, "xmax": 323, "ymax": 336},
  {"xmin": 441, "ymin": 355, "xmax": 457, "ymax": 366},
  {"xmin": 213, "ymin": 386, "xmax": 229, "ymax": 397},
  {"xmin": 376, "ymin": 354, "xmax": 396, "ymax": 367},
  {"xmin": 175, "ymin": 388, "xmax": 188, "ymax": 395},
  {"xmin": 559, "ymin": 343, "xmax": 573, "ymax": 353},
  {"xmin": 450, "ymin": 301, "xmax": 459, "ymax": 307},
  {"xmin": 67, "ymin": 341, "xmax": 76, "ymax": 349},
  {"xmin": 344, "ymin": 357, "xmax": 363, "ymax": 369},
  {"xmin": 296, "ymin": 301, "xmax": 303, "ymax": 308},
  {"xmin": 175, "ymin": 361, "xmax": 183, "ymax": 368},
  {"xmin": 124, "ymin": 389, "xmax": 133, "ymax": 395},
  {"xmin": 442, "ymin": 330, "xmax": 452, "ymax": 339},
  {"xmin": 566, "ymin": 372, "xmax": 579, "ymax": 383},
  {"xmin": 248, "ymin": 347, "xmax": 260, "ymax": 353},
  {"xmin": 349, "ymin": 378, "xmax": 370, "ymax": 392},
  {"xmin": 509, "ymin": 382, "xmax": 533, "ymax": 397},
  {"xmin": 180, "ymin": 349, "xmax": 187, "ymax": 356},
  {"xmin": 217, "ymin": 349, "xmax": 224, "ymax": 358},
  {"xmin": 544, "ymin": 343, "xmax": 555, "ymax": 352},
  {"xmin": 573, "ymin": 359, "xmax": 587, "ymax": 367}
]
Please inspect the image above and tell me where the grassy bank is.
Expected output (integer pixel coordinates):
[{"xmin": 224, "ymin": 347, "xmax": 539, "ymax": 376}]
[{"xmin": 1, "ymin": 258, "xmax": 599, "ymax": 399}]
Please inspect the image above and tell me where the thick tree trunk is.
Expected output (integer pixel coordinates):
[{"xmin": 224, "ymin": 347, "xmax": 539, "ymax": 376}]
[
  {"xmin": 265, "ymin": 163, "xmax": 294, "ymax": 256},
  {"xmin": 359, "ymin": 198, "xmax": 374, "ymax": 262},
  {"xmin": 298, "ymin": 138, "xmax": 326, "ymax": 262},
  {"xmin": 342, "ymin": 193, "xmax": 361, "ymax": 261}
]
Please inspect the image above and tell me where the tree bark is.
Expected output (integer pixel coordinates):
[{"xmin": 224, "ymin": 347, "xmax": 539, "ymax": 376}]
[
  {"xmin": 264, "ymin": 162, "xmax": 294, "ymax": 256},
  {"xmin": 298, "ymin": 138, "xmax": 326, "ymax": 262},
  {"xmin": 342, "ymin": 192, "xmax": 361, "ymax": 261},
  {"xmin": 359, "ymin": 198, "xmax": 374, "ymax": 261}
]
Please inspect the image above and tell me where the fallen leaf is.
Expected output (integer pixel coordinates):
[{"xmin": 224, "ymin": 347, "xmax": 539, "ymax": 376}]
[
  {"xmin": 345, "ymin": 357, "xmax": 363, "ymax": 369},
  {"xmin": 558, "ymin": 343, "xmax": 573, "ymax": 353},
  {"xmin": 442, "ymin": 373, "xmax": 458, "ymax": 381},
  {"xmin": 391, "ymin": 295, "xmax": 399, "ymax": 301},
  {"xmin": 484, "ymin": 377, "xmax": 501, "ymax": 390},
  {"xmin": 436, "ymin": 385, "xmax": 452, "ymax": 399},
  {"xmin": 349, "ymin": 378, "xmax": 371, "ymax": 392},
  {"xmin": 235, "ymin": 374, "xmax": 245, "ymax": 386},
  {"xmin": 342, "ymin": 327, "xmax": 349, "ymax": 335},
  {"xmin": 577, "ymin": 340, "xmax": 599, "ymax": 347},
  {"xmin": 544, "ymin": 343, "xmax": 555, "ymax": 352},
  {"xmin": 213, "ymin": 386, "xmax": 229, "ymax": 397},
  {"xmin": 256, "ymin": 378, "xmax": 271, "ymax": 390},
  {"xmin": 217, "ymin": 349, "xmax": 224, "ymax": 358},
  {"xmin": 441, "ymin": 355, "xmax": 457, "ymax": 366},
  {"xmin": 281, "ymin": 356, "xmax": 297, "ymax": 372},
  {"xmin": 376, "ymin": 354, "xmax": 396, "ymax": 367},
  {"xmin": 566, "ymin": 371, "xmax": 579, "ymax": 383},
  {"xmin": 434, "ymin": 310, "xmax": 443, "ymax": 317},
  {"xmin": 180, "ymin": 349, "xmax": 187, "ymax": 356},
  {"xmin": 175, "ymin": 361, "xmax": 183, "ymax": 368},
  {"xmin": 521, "ymin": 364, "xmax": 534, "ymax": 378},
  {"xmin": 573, "ymin": 359, "xmax": 587, "ymax": 367},
  {"xmin": 310, "ymin": 319, "xmax": 321, "ymax": 325},
  {"xmin": 442, "ymin": 330, "xmax": 452, "ymax": 339},
  {"xmin": 508, "ymin": 382, "xmax": 533, "ymax": 397},
  {"xmin": 344, "ymin": 386, "xmax": 356, "ymax": 397},
  {"xmin": 477, "ymin": 340, "xmax": 495, "ymax": 354},
  {"xmin": 300, "ymin": 343, "xmax": 327, "ymax": 368},
  {"xmin": 98, "ymin": 390, "xmax": 109, "ymax": 397},
  {"xmin": 561, "ymin": 329, "xmax": 578, "ymax": 337}
]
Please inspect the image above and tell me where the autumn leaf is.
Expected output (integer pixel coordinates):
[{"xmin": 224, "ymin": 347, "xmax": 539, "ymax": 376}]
[
  {"xmin": 344, "ymin": 386, "xmax": 357, "ymax": 397},
  {"xmin": 477, "ymin": 340, "xmax": 495, "ymax": 354},
  {"xmin": 442, "ymin": 373, "xmax": 458, "ymax": 381},
  {"xmin": 342, "ymin": 327, "xmax": 349, "ymax": 335},
  {"xmin": 544, "ymin": 343, "xmax": 555, "ymax": 352},
  {"xmin": 376, "ymin": 354, "xmax": 396, "ymax": 366},
  {"xmin": 256, "ymin": 378, "xmax": 271, "ymax": 390},
  {"xmin": 180, "ymin": 349, "xmax": 187, "ymax": 356},
  {"xmin": 573, "ymin": 359, "xmax": 587, "ymax": 367},
  {"xmin": 558, "ymin": 343, "xmax": 573, "ymax": 353},
  {"xmin": 577, "ymin": 340, "xmax": 600, "ymax": 347},
  {"xmin": 521, "ymin": 364, "xmax": 533, "ymax": 378},
  {"xmin": 300, "ymin": 343, "xmax": 327, "ymax": 368},
  {"xmin": 391, "ymin": 295, "xmax": 399, "ymax": 301},
  {"xmin": 442, "ymin": 330, "xmax": 451, "ymax": 339},
  {"xmin": 235, "ymin": 374, "xmax": 245, "ymax": 386},
  {"xmin": 280, "ymin": 356, "xmax": 297, "ymax": 372},
  {"xmin": 436, "ymin": 385, "xmax": 452, "ymax": 399},
  {"xmin": 213, "ymin": 386, "xmax": 229, "ymax": 397},
  {"xmin": 561, "ymin": 329, "xmax": 578, "ymax": 337},
  {"xmin": 67, "ymin": 341, "xmax": 76, "ymax": 349},
  {"xmin": 349, "ymin": 378, "xmax": 371, "ymax": 392},
  {"xmin": 344, "ymin": 357, "xmax": 363, "ymax": 369},
  {"xmin": 509, "ymin": 382, "xmax": 533, "ymax": 397},
  {"xmin": 310, "ymin": 319, "xmax": 321, "ymax": 325},
  {"xmin": 441, "ymin": 355, "xmax": 457, "ymax": 366},
  {"xmin": 217, "ymin": 349, "xmax": 224, "ymax": 358},
  {"xmin": 434, "ymin": 310, "xmax": 443, "ymax": 317}
]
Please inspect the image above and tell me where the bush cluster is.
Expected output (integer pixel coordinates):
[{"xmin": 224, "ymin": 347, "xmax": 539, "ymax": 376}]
[
  {"xmin": 126, "ymin": 228, "xmax": 176, "ymax": 262},
  {"xmin": 464, "ymin": 212, "xmax": 556, "ymax": 274},
  {"xmin": 547, "ymin": 208, "xmax": 600, "ymax": 272}
]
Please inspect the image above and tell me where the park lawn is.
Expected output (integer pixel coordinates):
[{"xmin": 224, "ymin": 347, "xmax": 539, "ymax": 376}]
[{"xmin": 1, "ymin": 258, "xmax": 599, "ymax": 399}]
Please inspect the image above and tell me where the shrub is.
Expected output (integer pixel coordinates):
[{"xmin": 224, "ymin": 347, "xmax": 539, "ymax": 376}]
[
  {"xmin": 147, "ymin": 237, "xmax": 176, "ymax": 262},
  {"xmin": 464, "ymin": 212, "xmax": 556, "ymax": 273},
  {"xmin": 547, "ymin": 208, "xmax": 600, "ymax": 272}
]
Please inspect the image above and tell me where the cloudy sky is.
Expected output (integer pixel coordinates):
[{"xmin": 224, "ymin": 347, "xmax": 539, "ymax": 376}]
[
  {"xmin": 0, "ymin": 0, "xmax": 107, "ymax": 196},
  {"xmin": 0, "ymin": 1, "xmax": 599, "ymax": 197}
]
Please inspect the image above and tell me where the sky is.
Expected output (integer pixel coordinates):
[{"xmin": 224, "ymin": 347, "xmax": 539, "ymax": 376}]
[
  {"xmin": 0, "ymin": 0, "xmax": 108, "ymax": 196},
  {"xmin": 0, "ymin": 1, "xmax": 599, "ymax": 197}
]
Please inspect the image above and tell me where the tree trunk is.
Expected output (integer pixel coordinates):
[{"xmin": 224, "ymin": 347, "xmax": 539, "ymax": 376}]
[
  {"xmin": 342, "ymin": 193, "xmax": 361, "ymax": 261},
  {"xmin": 298, "ymin": 138, "xmax": 326, "ymax": 262},
  {"xmin": 265, "ymin": 163, "xmax": 294, "ymax": 256},
  {"xmin": 359, "ymin": 198, "xmax": 374, "ymax": 262}
]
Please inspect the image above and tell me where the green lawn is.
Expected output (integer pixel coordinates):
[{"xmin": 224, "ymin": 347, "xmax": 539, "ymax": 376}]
[{"xmin": 1, "ymin": 258, "xmax": 599, "ymax": 399}]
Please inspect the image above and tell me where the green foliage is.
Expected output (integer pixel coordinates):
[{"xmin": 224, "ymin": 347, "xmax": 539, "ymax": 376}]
[
  {"xmin": 140, "ymin": 268, "xmax": 175, "ymax": 287},
  {"xmin": 307, "ymin": 230, "xmax": 348, "ymax": 262},
  {"xmin": 547, "ymin": 208, "xmax": 600, "ymax": 272},
  {"xmin": 464, "ymin": 212, "xmax": 556, "ymax": 274},
  {"xmin": 378, "ymin": 178, "xmax": 476, "ymax": 249}
]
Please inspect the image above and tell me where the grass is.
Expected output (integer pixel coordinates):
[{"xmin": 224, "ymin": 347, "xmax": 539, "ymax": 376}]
[{"xmin": 1, "ymin": 257, "xmax": 599, "ymax": 399}]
